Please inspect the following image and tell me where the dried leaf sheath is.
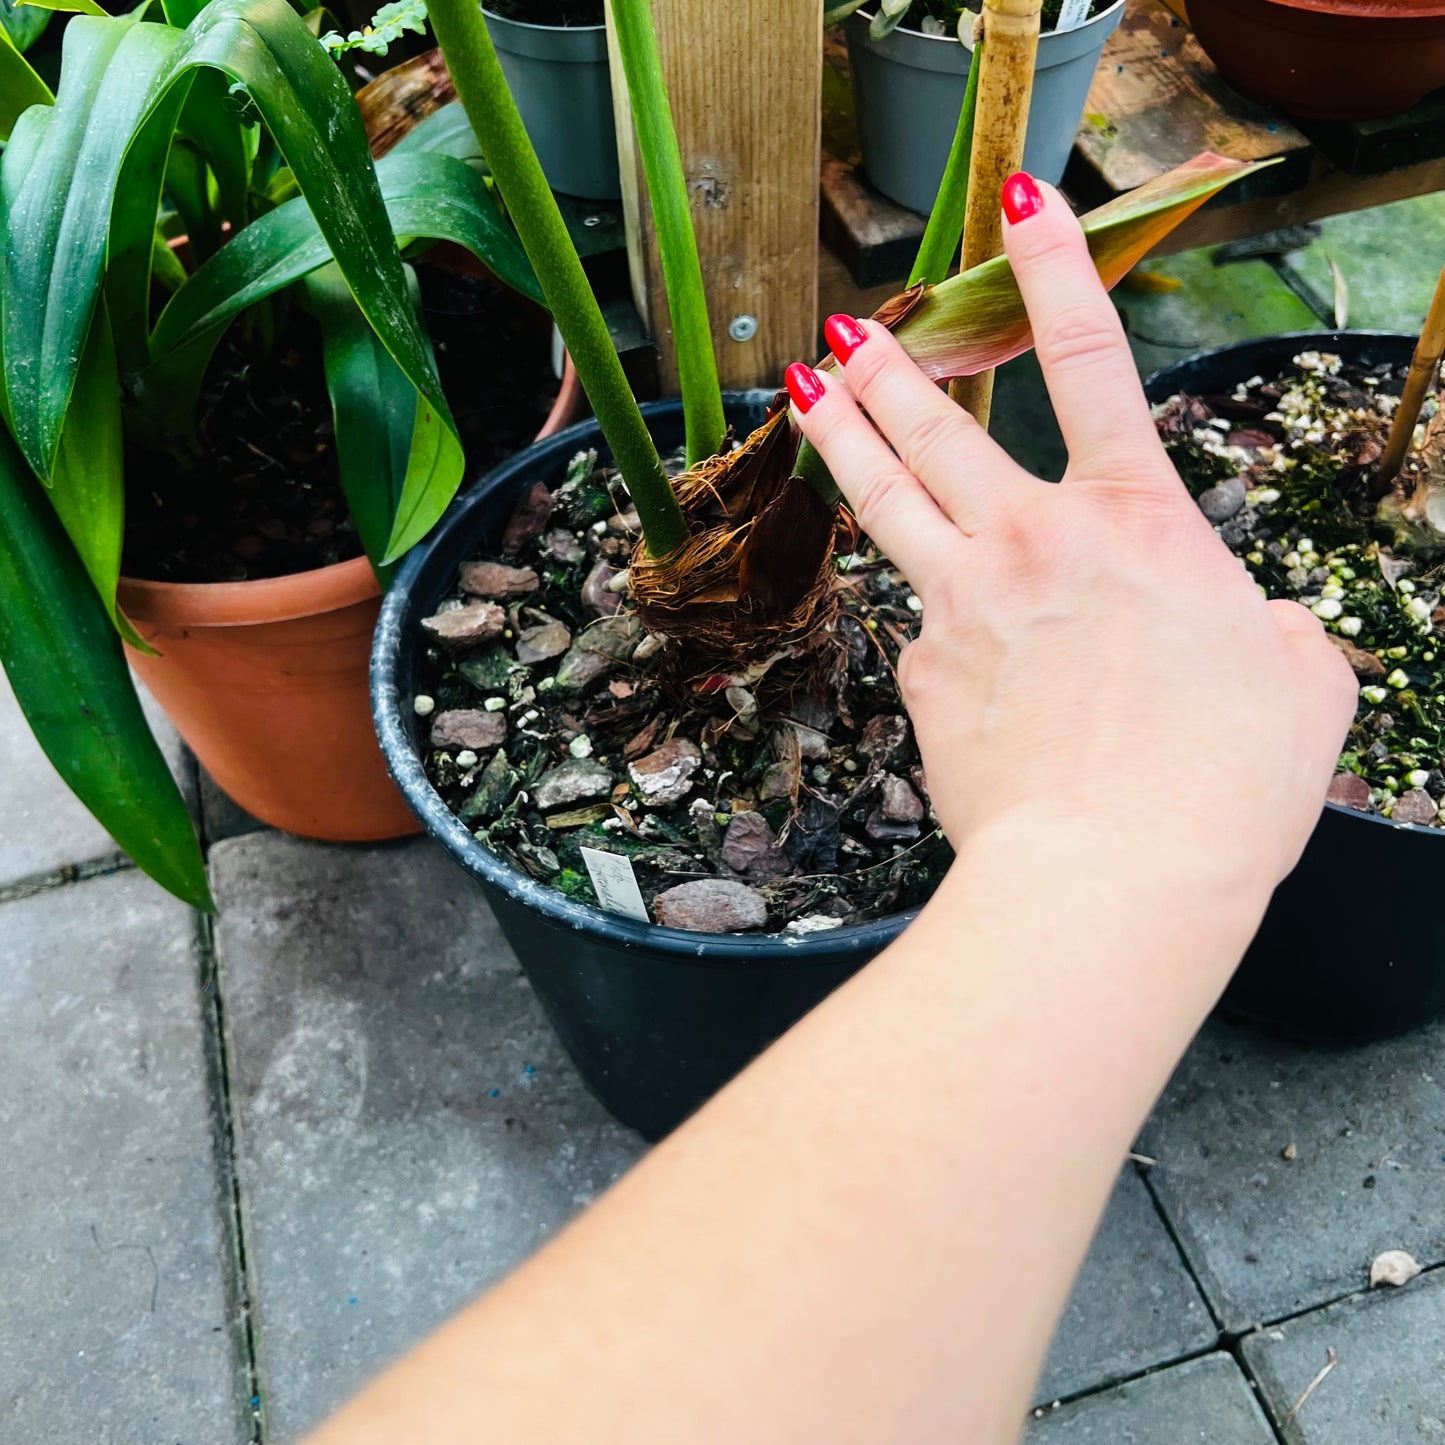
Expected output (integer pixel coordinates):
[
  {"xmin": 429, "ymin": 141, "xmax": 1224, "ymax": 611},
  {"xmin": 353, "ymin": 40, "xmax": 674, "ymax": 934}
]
[{"xmin": 629, "ymin": 400, "xmax": 839, "ymax": 682}]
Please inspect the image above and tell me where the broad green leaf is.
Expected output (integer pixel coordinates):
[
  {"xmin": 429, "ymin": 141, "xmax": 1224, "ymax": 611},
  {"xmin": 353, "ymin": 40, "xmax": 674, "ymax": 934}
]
[
  {"xmin": 2, "ymin": 0, "xmax": 51, "ymax": 50},
  {"xmin": 299, "ymin": 261, "xmax": 421, "ymax": 586},
  {"xmin": 16, "ymin": 0, "xmax": 108, "ymax": 14},
  {"xmin": 47, "ymin": 302, "xmax": 152, "ymax": 652},
  {"xmin": 1, "ymin": 14, "xmax": 179, "ymax": 478},
  {"xmin": 389, "ymin": 99, "xmax": 480, "ymax": 160},
  {"xmin": 0, "ymin": 27, "xmax": 50, "ymax": 142},
  {"xmin": 5, "ymin": 0, "xmax": 464, "ymax": 557},
  {"xmin": 148, "ymin": 148, "xmax": 543, "ymax": 361},
  {"xmin": 176, "ymin": 70, "xmax": 252, "ymax": 230},
  {"xmin": 891, "ymin": 153, "xmax": 1274, "ymax": 379},
  {"xmin": 0, "ymin": 428, "xmax": 210, "ymax": 910}
]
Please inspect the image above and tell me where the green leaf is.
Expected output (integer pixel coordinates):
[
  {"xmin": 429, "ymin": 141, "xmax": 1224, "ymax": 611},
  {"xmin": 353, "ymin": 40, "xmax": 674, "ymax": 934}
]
[
  {"xmin": 298, "ymin": 261, "xmax": 423, "ymax": 586},
  {"xmin": 890, "ymin": 153, "xmax": 1276, "ymax": 380},
  {"xmin": 1, "ymin": 14, "xmax": 180, "ymax": 478},
  {"xmin": 150, "ymin": 148, "xmax": 542, "ymax": 366},
  {"xmin": 388, "ymin": 98, "xmax": 479, "ymax": 160},
  {"xmin": 4, "ymin": 0, "xmax": 465, "ymax": 557},
  {"xmin": 869, "ymin": 0, "xmax": 909, "ymax": 42},
  {"xmin": 822, "ymin": 0, "xmax": 868, "ymax": 23},
  {"xmin": 0, "ymin": 428, "xmax": 210, "ymax": 910},
  {"xmin": 2, "ymin": 0, "xmax": 51, "ymax": 51},
  {"xmin": 0, "ymin": 23, "xmax": 51, "ymax": 141},
  {"xmin": 16, "ymin": 0, "xmax": 108, "ymax": 15},
  {"xmin": 908, "ymin": 27, "xmax": 981, "ymax": 288}
]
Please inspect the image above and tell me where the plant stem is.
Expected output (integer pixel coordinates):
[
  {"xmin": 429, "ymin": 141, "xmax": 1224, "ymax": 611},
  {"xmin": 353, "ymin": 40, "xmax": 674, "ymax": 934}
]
[
  {"xmin": 609, "ymin": 0, "xmax": 725, "ymax": 468},
  {"xmin": 909, "ymin": 23, "xmax": 983, "ymax": 289},
  {"xmin": 1373, "ymin": 261, "xmax": 1445, "ymax": 497},
  {"xmin": 948, "ymin": 0, "xmax": 1040, "ymax": 427},
  {"xmin": 426, "ymin": 0, "xmax": 688, "ymax": 556}
]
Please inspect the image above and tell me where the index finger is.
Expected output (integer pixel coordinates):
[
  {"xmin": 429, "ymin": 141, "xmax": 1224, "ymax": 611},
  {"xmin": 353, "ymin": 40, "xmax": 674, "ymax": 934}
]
[{"xmin": 1000, "ymin": 173, "xmax": 1168, "ymax": 483}]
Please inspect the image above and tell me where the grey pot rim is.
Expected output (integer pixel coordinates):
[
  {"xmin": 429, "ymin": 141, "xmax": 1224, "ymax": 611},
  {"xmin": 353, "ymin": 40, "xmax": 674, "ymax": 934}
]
[{"xmin": 855, "ymin": 0, "xmax": 1125, "ymax": 42}]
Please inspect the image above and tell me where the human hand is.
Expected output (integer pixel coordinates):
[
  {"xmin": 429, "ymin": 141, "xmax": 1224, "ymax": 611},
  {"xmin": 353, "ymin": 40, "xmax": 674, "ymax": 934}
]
[{"xmin": 789, "ymin": 173, "xmax": 1355, "ymax": 900}]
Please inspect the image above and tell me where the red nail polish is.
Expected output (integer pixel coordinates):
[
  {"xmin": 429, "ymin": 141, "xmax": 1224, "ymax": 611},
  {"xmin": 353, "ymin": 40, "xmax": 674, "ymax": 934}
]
[
  {"xmin": 1002, "ymin": 171, "xmax": 1043, "ymax": 225},
  {"xmin": 824, "ymin": 314, "xmax": 869, "ymax": 364},
  {"xmin": 785, "ymin": 362, "xmax": 826, "ymax": 414}
]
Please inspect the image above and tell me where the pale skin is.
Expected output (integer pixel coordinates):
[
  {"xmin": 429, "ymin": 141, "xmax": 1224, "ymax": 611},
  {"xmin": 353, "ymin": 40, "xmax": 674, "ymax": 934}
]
[{"xmin": 308, "ymin": 181, "xmax": 1355, "ymax": 1445}]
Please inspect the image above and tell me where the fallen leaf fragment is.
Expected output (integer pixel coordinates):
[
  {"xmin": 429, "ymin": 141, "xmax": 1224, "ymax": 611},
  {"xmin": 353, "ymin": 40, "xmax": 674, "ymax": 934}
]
[{"xmin": 1369, "ymin": 1249, "xmax": 1422, "ymax": 1288}]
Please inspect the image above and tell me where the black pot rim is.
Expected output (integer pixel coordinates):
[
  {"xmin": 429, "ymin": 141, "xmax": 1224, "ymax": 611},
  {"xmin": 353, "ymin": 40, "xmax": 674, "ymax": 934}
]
[
  {"xmin": 372, "ymin": 392, "xmax": 921, "ymax": 965},
  {"xmin": 1144, "ymin": 327, "xmax": 1443, "ymax": 845}
]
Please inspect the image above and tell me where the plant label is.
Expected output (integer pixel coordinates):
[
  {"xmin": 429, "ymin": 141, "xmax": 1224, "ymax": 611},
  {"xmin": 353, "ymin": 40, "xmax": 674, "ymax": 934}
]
[
  {"xmin": 1056, "ymin": 0, "xmax": 1091, "ymax": 31},
  {"xmin": 581, "ymin": 847, "xmax": 650, "ymax": 923}
]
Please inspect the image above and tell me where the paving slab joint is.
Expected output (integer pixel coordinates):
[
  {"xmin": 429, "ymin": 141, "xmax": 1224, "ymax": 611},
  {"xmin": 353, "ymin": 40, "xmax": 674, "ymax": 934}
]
[
  {"xmin": 0, "ymin": 851, "xmax": 136, "ymax": 908},
  {"xmin": 195, "ymin": 909, "xmax": 267, "ymax": 1443},
  {"xmin": 1136, "ymin": 1157, "xmax": 1230, "ymax": 1338}
]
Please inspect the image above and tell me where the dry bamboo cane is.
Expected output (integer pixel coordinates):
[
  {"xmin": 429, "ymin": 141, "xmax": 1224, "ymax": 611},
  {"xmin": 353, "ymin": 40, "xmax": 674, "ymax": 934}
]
[
  {"xmin": 1372, "ymin": 262, "xmax": 1445, "ymax": 497},
  {"xmin": 948, "ymin": 0, "xmax": 1042, "ymax": 427}
]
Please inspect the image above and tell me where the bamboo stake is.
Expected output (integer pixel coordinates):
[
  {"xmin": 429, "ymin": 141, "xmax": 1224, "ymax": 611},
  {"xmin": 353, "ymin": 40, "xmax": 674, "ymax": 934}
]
[
  {"xmin": 1373, "ymin": 262, "xmax": 1445, "ymax": 497},
  {"xmin": 948, "ymin": 0, "xmax": 1041, "ymax": 428}
]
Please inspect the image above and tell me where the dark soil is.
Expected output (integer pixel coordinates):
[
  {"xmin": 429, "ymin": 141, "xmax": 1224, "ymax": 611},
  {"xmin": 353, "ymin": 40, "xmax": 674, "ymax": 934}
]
[
  {"xmin": 903, "ymin": 0, "xmax": 1109, "ymax": 37},
  {"xmin": 485, "ymin": 0, "xmax": 603, "ymax": 26},
  {"xmin": 121, "ymin": 266, "xmax": 557, "ymax": 584},
  {"xmin": 1157, "ymin": 349, "xmax": 1445, "ymax": 827},
  {"xmin": 412, "ymin": 445, "xmax": 953, "ymax": 935}
]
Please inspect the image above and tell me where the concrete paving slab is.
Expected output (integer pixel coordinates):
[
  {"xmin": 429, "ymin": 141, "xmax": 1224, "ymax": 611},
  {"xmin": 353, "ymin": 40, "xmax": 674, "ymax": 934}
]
[
  {"xmin": 0, "ymin": 670, "xmax": 194, "ymax": 890},
  {"xmin": 0, "ymin": 870, "xmax": 248, "ymax": 1443},
  {"xmin": 1140, "ymin": 1018, "xmax": 1445, "ymax": 1332},
  {"xmin": 1026, "ymin": 1353, "xmax": 1276, "ymax": 1444},
  {"xmin": 1035, "ymin": 1168, "xmax": 1217, "ymax": 1406},
  {"xmin": 1243, "ymin": 1268, "xmax": 1445, "ymax": 1444},
  {"xmin": 1288, "ymin": 193, "xmax": 1445, "ymax": 335},
  {"xmin": 212, "ymin": 832, "xmax": 645, "ymax": 1442}
]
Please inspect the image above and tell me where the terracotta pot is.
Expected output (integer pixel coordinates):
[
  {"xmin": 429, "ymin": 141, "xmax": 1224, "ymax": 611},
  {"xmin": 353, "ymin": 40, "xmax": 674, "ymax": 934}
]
[
  {"xmin": 1187, "ymin": 0, "xmax": 1445, "ymax": 121},
  {"xmin": 119, "ymin": 355, "xmax": 586, "ymax": 841}
]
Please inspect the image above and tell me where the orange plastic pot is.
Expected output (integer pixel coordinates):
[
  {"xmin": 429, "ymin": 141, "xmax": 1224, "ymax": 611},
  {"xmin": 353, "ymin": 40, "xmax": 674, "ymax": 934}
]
[{"xmin": 119, "ymin": 355, "xmax": 586, "ymax": 841}]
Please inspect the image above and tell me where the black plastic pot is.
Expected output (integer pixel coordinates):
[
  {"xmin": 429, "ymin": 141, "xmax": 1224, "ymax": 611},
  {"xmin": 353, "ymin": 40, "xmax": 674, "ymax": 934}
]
[
  {"xmin": 1146, "ymin": 330, "xmax": 1445, "ymax": 1043},
  {"xmin": 373, "ymin": 394, "xmax": 915, "ymax": 1139}
]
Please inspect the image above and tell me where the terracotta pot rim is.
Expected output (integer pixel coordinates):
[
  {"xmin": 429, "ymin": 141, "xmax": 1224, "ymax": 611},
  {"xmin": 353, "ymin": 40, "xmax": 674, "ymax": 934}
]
[
  {"xmin": 1239, "ymin": 0, "xmax": 1445, "ymax": 17},
  {"xmin": 117, "ymin": 351, "xmax": 586, "ymax": 630}
]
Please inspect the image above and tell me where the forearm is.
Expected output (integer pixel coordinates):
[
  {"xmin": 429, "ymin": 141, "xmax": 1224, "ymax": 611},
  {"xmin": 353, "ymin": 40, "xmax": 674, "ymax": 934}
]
[{"xmin": 307, "ymin": 814, "xmax": 1270, "ymax": 1445}]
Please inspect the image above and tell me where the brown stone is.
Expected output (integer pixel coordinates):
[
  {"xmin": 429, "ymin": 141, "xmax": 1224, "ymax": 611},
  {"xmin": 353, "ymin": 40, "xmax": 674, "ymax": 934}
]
[
  {"xmin": 1391, "ymin": 788, "xmax": 1438, "ymax": 826},
  {"xmin": 1329, "ymin": 634, "xmax": 1386, "ymax": 681},
  {"xmin": 629, "ymin": 738, "xmax": 702, "ymax": 807},
  {"xmin": 555, "ymin": 615, "xmax": 642, "ymax": 693},
  {"xmin": 653, "ymin": 879, "xmax": 768, "ymax": 933},
  {"xmin": 420, "ymin": 600, "xmax": 505, "ymax": 649},
  {"xmin": 431, "ymin": 709, "xmax": 507, "ymax": 753},
  {"xmin": 515, "ymin": 618, "xmax": 572, "ymax": 664},
  {"xmin": 720, "ymin": 810, "xmax": 792, "ymax": 880},
  {"xmin": 1325, "ymin": 772, "xmax": 1372, "ymax": 811},
  {"xmin": 501, "ymin": 481, "xmax": 555, "ymax": 555},
  {"xmin": 858, "ymin": 713, "xmax": 911, "ymax": 770},
  {"xmin": 459, "ymin": 561, "xmax": 538, "ymax": 599},
  {"xmin": 530, "ymin": 759, "xmax": 614, "ymax": 812},
  {"xmin": 878, "ymin": 773, "xmax": 924, "ymax": 824},
  {"xmin": 581, "ymin": 559, "xmax": 624, "ymax": 617}
]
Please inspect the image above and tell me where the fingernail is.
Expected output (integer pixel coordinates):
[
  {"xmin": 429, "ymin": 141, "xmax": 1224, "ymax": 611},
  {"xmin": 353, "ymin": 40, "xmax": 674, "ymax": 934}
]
[
  {"xmin": 824, "ymin": 314, "xmax": 869, "ymax": 364},
  {"xmin": 1002, "ymin": 171, "xmax": 1043, "ymax": 225},
  {"xmin": 785, "ymin": 362, "xmax": 826, "ymax": 415}
]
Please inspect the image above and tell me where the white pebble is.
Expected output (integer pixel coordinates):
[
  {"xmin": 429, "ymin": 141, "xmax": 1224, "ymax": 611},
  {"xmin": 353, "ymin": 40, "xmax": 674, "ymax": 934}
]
[
  {"xmin": 538, "ymin": 676, "xmax": 556, "ymax": 691},
  {"xmin": 1320, "ymin": 582, "xmax": 1345, "ymax": 600},
  {"xmin": 568, "ymin": 734, "xmax": 594, "ymax": 759},
  {"xmin": 1399, "ymin": 578, "xmax": 1417, "ymax": 594},
  {"xmin": 1338, "ymin": 617, "xmax": 1363, "ymax": 637},
  {"xmin": 521, "ymin": 709, "xmax": 540, "ymax": 724},
  {"xmin": 484, "ymin": 696, "xmax": 507, "ymax": 712},
  {"xmin": 455, "ymin": 750, "xmax": 478, "ymax": 769},
  {"xmin": 1296, "ymin": 537, "xmax": 1313, "ymax": 553},
  {"xmin": 412, "ymin": 694, "xmax": 436, "ymax": 716},
  {"xmin": 1254, "ymin": 488, "xmax": 1281, "ymax": 504},
  {"xmin": 1282, "ymin": 551, "xmax": 1302, "ymax": 568},
  {"xmin": 1409, "ymin": 597, "xmax": 1433, "ymax": 623},
  {"xmin": 1408, "ymin": 769, "xmax": 1431, "ymax": 788},
  {"xmin": 1311, "ymin": 598, "xmax": 1343, "ymax": 620},
  {"xmin": 906, "ymin": 595, "xmax": 924, "ymax": 613},
  {"xmin": 1361, "ymin": 685, "xmax": 1389, "ymax": 704},
  {"xmin": 591, "ymin": 519, "xmax": 608, "ymax": 535},
  {"xmin": 1387, "ymin": 668, "xmax": 1411, "ymax": 689}
]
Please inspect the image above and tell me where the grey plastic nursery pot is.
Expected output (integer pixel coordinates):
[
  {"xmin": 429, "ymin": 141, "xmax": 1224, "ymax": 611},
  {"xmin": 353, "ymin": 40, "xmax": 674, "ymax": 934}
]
[
  {"xmin": 482, "ymin": 9, "xmax": 620, "ymax": 200},
  {"xmin": 1146, "ymin": 331, "xmax": 1445, "ymax": 1045},
  {"xmin": 372, "ymin": 394, "xmax": 915, "ymax": 1140},
  {"xmin": 846, "ymin": 1, "xmax": 1126, "ymax": 214}
]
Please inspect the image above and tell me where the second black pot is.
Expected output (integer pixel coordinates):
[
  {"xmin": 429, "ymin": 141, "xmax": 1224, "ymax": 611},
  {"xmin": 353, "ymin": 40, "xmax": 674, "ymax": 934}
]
[
  {"xmin": 1146, "ymin": 331, "xmax": 1445, "ymax": 1043},
  {"xmin": 373, "ymin": 395, "xmax": 914, "ymax": 1140}
]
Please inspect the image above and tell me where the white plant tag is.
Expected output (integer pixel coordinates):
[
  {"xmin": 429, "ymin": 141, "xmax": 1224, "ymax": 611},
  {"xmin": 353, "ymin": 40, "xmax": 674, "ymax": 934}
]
[
  {"xmin": 581, "ymin": 847, "xmax": 650, "ymax": 923},
  {"xmin": 1054, "ymin": 0, "xmax": 1090, "ymax": 31}
]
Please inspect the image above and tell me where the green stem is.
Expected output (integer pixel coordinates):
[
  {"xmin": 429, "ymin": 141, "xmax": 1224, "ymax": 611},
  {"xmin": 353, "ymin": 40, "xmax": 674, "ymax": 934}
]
[
  {"xmin": 426, "ymin": 0, "xmax": 688, "ymax": 556},
  {"xmin": 908, "ymin": 28, "xmax": 983, "ymax": 288},
  {"xmin": 794, "ymin": 436, "xmax": 841, "ymax": 508},
  {"xmin": 610, "ymin": 0, "xmax": 725, "ymax": 468}
]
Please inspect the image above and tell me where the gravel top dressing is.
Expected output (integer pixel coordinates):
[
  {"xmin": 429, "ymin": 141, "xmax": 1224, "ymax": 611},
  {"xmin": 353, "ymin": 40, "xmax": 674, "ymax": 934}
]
[
  {"xmin": 1156, "ymin": 348, "xmax": 1445, "ymax": 827},
  {"xmin": 412, "ymin": 446, "xmax": 952, "ymax": 935}
]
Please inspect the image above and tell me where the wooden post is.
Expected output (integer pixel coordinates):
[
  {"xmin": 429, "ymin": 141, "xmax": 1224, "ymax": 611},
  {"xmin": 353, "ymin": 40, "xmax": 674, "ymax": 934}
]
[
  {"xmin": 606, "ymin": 0, "xmax": 822, "ymax": 392},
  {"xmin": 949, "ymin": 0, "xmax": 1041, "ymax": 427},
  {"xmin": 1374, "ymin": 262, "xmax": 1445, "ymax": 494}
]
